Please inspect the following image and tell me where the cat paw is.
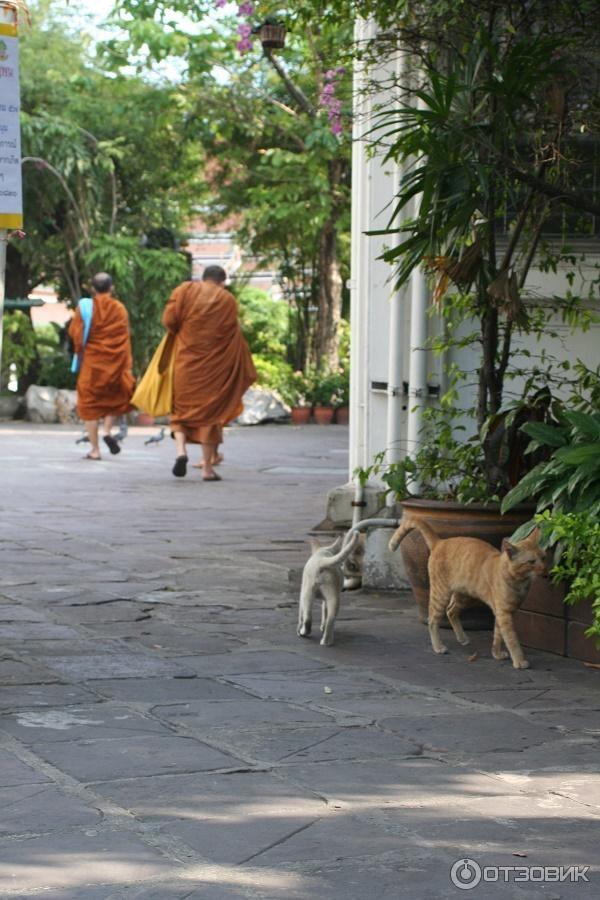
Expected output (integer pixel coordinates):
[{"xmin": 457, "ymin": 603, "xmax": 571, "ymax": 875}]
[
  {"xmin": 297, "ymin": 622, "xmax": 312, "ymax": 638},
  {"xmin": 492, "ymin": 649, "xmax": 510, "ymax": 660},
  {"xmin": 458, "ymin": 637, "xmax": 470, "ymax": 646},
  {"xmin": 433, "ymin": 646, "xmax": 449, "ymax": 655},
  {"xmin": 320, "ymin": 635, "xmax": 334, "ymax": 647},
  {"xmin": 513, "ymin": 659, "xmax": 530, "ymax": 669}
]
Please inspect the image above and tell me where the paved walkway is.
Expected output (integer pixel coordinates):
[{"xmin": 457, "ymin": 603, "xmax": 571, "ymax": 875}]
[{"xmin": 0, "ymin": 422, "xmax": 598, "ymax": 899}]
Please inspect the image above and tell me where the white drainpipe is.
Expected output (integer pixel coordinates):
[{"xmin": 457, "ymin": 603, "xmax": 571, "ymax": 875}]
[
  {"xmin": 405, "ymin": 97, "xmax": 429, "ymax": 491},
  {"xmin": 385, "ymin": 49, "xmax": 408, "ymax": 508}
]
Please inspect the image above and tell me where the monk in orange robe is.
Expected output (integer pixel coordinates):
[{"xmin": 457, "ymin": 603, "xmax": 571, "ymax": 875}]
[
  {"xmin": 69, "ymin": 272, "xmax": 135, "ymax": 460},
  {"xmin": 162, "ymin": 265, "xmax": 256, "ymax": 480}
]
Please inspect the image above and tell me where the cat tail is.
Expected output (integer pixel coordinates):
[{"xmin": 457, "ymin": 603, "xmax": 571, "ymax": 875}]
[
  {"xmin": 320, "ymin": 530, "xmax": 359, "ymax": 569},
  {"xmin": 388, "ymin": 516, "xmax": 440, "ymax": 552}
]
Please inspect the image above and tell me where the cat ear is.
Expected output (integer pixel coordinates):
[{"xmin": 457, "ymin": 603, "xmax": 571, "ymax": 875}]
[
  {"xmin": 501, "ymin": 539, "xmax": 518, "ymax": 559},
  {"xmin": 526, "ymin": 527, "xmax": 541, "ymax": 544}
]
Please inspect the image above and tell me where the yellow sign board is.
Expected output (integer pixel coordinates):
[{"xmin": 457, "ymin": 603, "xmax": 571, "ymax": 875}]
[{"xmin": 0, "ymin": 3, "xmax": 22, "ymax": 229}]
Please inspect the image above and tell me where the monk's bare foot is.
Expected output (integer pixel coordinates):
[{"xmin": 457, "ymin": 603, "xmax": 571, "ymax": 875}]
[
  {"xmin": 192, "ymin": 452, "xmax": 223, "ymax": 469},
  {"xmin": 85, "ymin": 451, "xmax": 101, "ymax": 460}
]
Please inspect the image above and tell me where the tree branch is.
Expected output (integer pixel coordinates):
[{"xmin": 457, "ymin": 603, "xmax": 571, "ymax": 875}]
[
  {"xmin": 502, "ymin": 156, "xmax": 600, "ymax": 218},
  {"xmin": 263, "ymin": 48, "xmax": 317, "ymax": 118}
]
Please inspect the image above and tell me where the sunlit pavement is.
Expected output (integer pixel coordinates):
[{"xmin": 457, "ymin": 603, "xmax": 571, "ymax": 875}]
[{"xmin": 0, "ymin": 422, "xmax": 598, "ymax": 899}]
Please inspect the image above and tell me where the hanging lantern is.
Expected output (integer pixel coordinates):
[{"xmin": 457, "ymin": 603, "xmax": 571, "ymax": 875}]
[{"xmin": 258, "ymin": 21, "xmax": 286, "ymax": 50}]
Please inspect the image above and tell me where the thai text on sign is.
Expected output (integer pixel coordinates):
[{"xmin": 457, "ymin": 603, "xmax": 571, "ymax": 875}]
[{"xmin": 0, "ymin": 5, "xmax": 22, "ymax": 229}]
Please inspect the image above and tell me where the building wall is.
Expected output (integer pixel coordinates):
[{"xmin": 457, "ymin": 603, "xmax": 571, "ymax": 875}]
[{"xmin": 186, "ymin": 217, "xmax": 279, "ymax": 296}]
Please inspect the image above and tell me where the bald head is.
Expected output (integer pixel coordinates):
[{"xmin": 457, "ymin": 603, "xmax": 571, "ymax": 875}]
[
  {"xmin": 202, "ymin": 265, "xmax": 227, "ymax": 285},
  {"xmin": 91, "ymin": 272, "xmax": 113, "ymax": 295}
]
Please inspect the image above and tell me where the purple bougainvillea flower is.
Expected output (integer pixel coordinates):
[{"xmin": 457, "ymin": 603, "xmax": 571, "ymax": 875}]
[
  {"xmin": 236, "ymin": 36, "xmax": 253, "ymax": 52},
  {"xmin": 331, "ymin": 119, "xmax": 343, "ymax": 135},
  {"xmin": 238, "ymin": 1, "xmax": 255, "ymax": 14},
  {"xmin": 216, "ymin": 0, "xmax": 227, "ymax": 7},
  {"xmin": 237, "ymin": 21, "xmax": 252, "ymax": 36}
]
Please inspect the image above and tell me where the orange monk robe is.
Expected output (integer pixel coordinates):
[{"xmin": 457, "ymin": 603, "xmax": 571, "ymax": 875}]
[
  {"xmin": 162, "ymin": 280, "xmax": 257, "ymax": 444},
  {"xmin": 68, "ymin": 293, "xmax": 135, "ymax": 421}
]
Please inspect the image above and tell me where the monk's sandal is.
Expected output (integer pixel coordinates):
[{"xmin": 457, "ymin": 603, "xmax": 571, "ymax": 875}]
[{"xmin": 172, "ymin": 455, "xmax": 188, "ymax": 478}]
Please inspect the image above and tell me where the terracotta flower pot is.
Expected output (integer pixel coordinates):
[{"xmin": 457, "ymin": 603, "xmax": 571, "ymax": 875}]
[
  {"xmin": 291, "ymin": 406, "xmax": 311, "ymax": 425},
  {"xmin": 397, "ymin": 498, "xmax": 535, "ymax": 628},
  {"xmin": 313, "ymin": 406, "xmax": 335, "ymax": 425},
  {"xmin": 335, "ymin": 406, "xmax": 349, "ymax": 425}
]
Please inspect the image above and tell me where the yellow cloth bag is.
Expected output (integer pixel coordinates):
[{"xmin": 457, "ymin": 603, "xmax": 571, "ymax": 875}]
[{"xmin": 131, "ymin": 333, "xmax": 176, "ymax": 417}]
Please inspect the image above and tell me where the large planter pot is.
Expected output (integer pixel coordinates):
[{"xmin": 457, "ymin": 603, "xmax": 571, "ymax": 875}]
[
  {"xmin": 335, "ymin": 406, "xmax": 349, "ymax": 425},
  {"xmin": 397, "ymin": 498, "xmax": 534, "ymax": 628},
  {"xmin": 313, "ymin": 406, "xmax": 335, "ymax": 425},
  {"xmin": 515, "ymin": 580, "xmax": 600, "ymax": 663},
  {"xmin": 291, "ymin": 406, "xmax": 311, "ymax": 425}
]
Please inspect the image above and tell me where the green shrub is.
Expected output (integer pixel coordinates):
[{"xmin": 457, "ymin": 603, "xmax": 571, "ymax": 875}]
[
  {"xmin": 34, "ymin": 324, "xmax": 75, "ymax": 389},
  {"xmin": 1, "ymin": 311, "xmax": 37, "ymax": 386},
  {"xmin": 236, "ymin": 286, "xmax": 288, "ymax": 358},
  {"xmin": 535, "ymin": 510, "xmax": 600, "ymax": 645},
  {"xmin": 253, "ymin": 355, "xmax": 294, "ymax": 399}
]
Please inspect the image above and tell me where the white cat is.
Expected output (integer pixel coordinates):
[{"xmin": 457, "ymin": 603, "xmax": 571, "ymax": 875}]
[{"xmin": 297, "ymin": 532, "xmax": 359, "ymax": 646}]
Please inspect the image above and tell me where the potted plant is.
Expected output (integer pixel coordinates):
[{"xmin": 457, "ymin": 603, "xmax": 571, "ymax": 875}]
[
  {"xmin": 360, "ymin": 403, "xmax": 543, "ymax": 623},
  {"xmin": 281, "ymin": 370, "xmax": 312, "ymax": 425},
  {"xmin": 332, "ymin": 366, "xmax": 350, "ymax": 424},
  {"xmin": 311, "ymin": 369, "xmax": 342, "ymax": 424},
  {"xmin": 500, "ymin": 399, "xmax": 600, "ymax": 661},
  {"xmin": 359, "ymin": 9, "xmax": 597, "ymax": 616}
]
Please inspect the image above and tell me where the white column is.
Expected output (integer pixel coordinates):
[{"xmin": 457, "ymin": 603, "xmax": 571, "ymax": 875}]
[{"xmin": 348, "ymin": 16, "xmax": 375, "ymax": 477}]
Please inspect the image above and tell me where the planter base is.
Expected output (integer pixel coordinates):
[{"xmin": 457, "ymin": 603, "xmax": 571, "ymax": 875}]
[{"xmin": 515, "ymin": 578, "xmax": 600, "ymax": 664}]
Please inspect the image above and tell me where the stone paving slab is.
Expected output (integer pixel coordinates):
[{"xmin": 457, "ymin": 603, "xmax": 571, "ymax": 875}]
[
  {"xmin": 0, "ymin": 704, "xmax": 172, "ymax": 743},
  {"xmin": 34, "ymin": 733, "xmax": 244, "ymax": 782},
  {"xmin": 0, "ymin": 830, "xmax": 176, "ymax": 895},
  {"xmin": 0, "ymin": 782, "xmax": 101, "ymax": 835},
  {"xmin": 0, "ymin": 683, "xmax": 99, "ymax": 710},
  {"xmin": 0, "ymin": 422, "xmax": 599, "ymax": 898}
]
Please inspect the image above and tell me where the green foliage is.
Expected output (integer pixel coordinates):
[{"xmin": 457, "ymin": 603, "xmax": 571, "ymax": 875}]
[
  {"xmin": 357, "ymin": 427, "xmax": 494, "ymax": 505},
  {"xmin": 236, "ymin": 287, "xmax": 288, "ymax": 357},
  {"xmin": 252, "ymin": 355, "xmax": 295, "ymax": 398},
  {"xmin": 8, "ymin": 0, "xmax": 203, "ymax": 307},
  {"xmin": 35, "ymin": 324, "xmax": 76, "ymax": 390},
  {"xmin": 1, "ymin": 313, "xmax": 38, "ymax": 386},
  {"xmin": 535, "ymin": 510, "xmax": 600, "ymax": 645},
  {"xmin": 310, "ymin": 366, "xmax": 349, "ymax": 407},
  {"xmin": 86, "ymin": 236, "xmax": 190, "ymax": 373},
  {"xmin": 501, "ymin": 408, "xmax": 600, "ymax": 518},
  {"xmin": 110, "ymin": 0, "xmax": 352, "ymax": 370}
]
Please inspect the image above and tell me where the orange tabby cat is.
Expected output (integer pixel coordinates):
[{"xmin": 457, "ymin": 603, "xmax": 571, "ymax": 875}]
[{"xmin": 389, "ymin": 517, "xmax": 546, "ymax": 669}]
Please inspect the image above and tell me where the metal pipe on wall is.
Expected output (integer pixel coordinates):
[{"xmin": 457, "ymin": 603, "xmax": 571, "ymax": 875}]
[
  {"xmin": 405, "ymin": 95, "xmax": 429, "ymax": 491},
  {"xmin": 385, "ymin": 47, "xmax": 407, "ymax": 508}
]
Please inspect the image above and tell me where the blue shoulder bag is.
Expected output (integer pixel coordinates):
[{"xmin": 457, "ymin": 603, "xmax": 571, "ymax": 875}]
[{"xmin": 70, "ymin": 297, "xmax": 94, "ymax": 374}]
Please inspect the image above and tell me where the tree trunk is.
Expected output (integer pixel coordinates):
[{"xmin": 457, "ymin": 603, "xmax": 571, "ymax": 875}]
[
  {"xmin": 315, "ymin": 159, "xmax": 344, "ymax": 370},
  {"xmin": 315, "ymin": 219, "xmax": 343, "ymax": 369}
]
